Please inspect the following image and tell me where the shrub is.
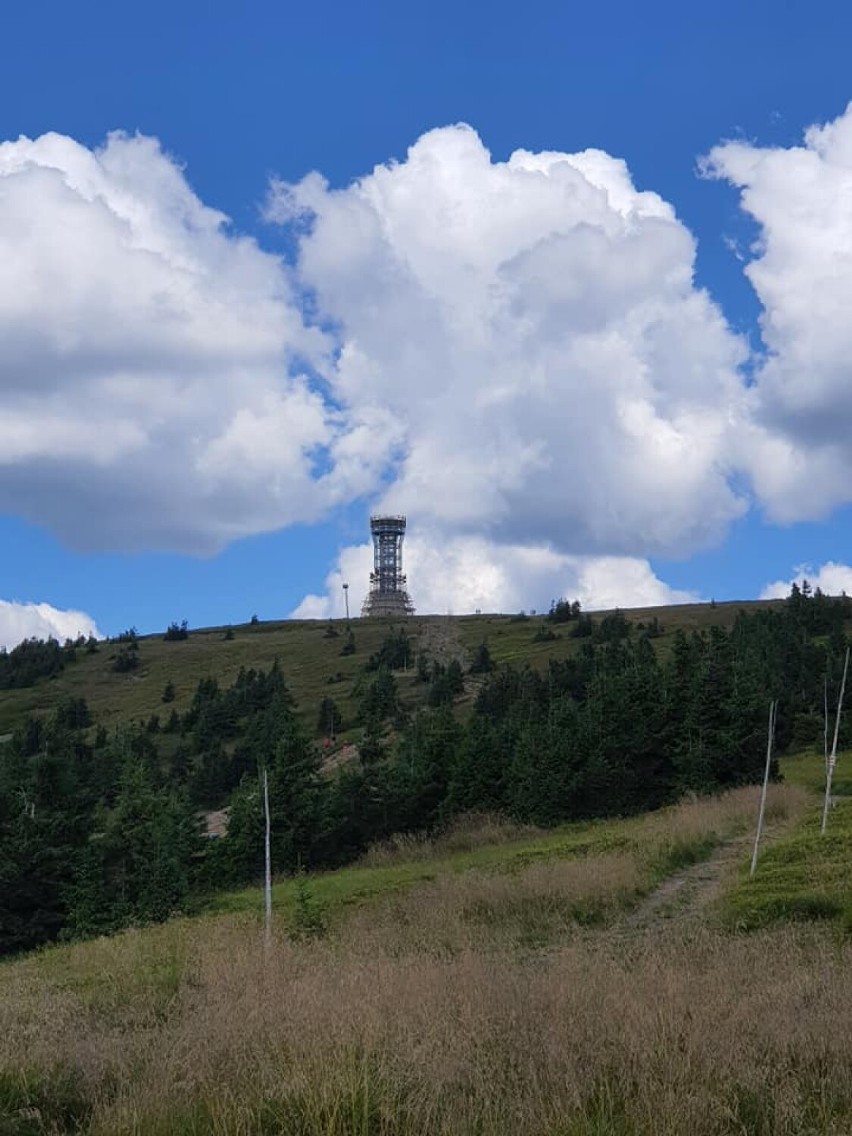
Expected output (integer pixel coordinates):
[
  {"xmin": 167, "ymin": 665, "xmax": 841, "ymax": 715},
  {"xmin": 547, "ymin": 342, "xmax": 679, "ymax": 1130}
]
[
  {"xmin": 532, "ymin": 626, "xmax": 557, "ymax": 643},
  {"xmin": 290, "ymin": 870, "xmax": 327, "ymax": 940},
  {"xmin": 548, "ymin": 597, "xmax": 582, "ymax": 624},
  {"xmin": 112, "ymin": 646, "xmax": 140, "ymax": 673},
  {"xmin": 469, "ymin": 641, "xmax": 495, "ymax": 674}
]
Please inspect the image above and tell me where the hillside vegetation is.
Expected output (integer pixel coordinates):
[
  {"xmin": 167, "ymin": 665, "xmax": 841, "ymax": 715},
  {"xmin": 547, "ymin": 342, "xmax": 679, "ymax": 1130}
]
[
  {"xmin": 5, "ymin": 775, "xmax": 852, "ymax": 1135},
  {"xmin": 0, "ymin": 600, "xmax": 782, "ymax": 739},
  {"xmin": 4, "ymin": 581, "xmax": 852, "ymax": 1131},
  {"xmin": 1, "ymin": 587, "xmax": 850, "ymax": 954}
]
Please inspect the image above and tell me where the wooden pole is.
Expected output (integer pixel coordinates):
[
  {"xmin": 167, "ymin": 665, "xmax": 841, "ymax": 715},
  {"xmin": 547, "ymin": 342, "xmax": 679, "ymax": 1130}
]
[
  {"xmin": 750, "ymin": 699, "xmax": 777, "ymax": 877},
  {"xmin": 822, "ymin": 646, "xmax": 850, "ymax": 834},
  {"xmin": 263, "ymin": 766, "xmax": 272, "ymax": 942}
]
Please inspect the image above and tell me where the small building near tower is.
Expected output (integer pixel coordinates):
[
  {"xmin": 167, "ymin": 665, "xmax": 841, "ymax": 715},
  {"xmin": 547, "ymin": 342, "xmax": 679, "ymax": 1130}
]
[{"xmin": 361, "ymin": 515, "xmax": 415, "ymax": 617}]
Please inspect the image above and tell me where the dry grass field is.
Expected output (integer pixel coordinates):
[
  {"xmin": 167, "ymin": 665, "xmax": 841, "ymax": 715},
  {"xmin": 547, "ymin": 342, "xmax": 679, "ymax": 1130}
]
[{"xmin": 3, "ymin": 780, "xmax": 836, "ymax": 1136}]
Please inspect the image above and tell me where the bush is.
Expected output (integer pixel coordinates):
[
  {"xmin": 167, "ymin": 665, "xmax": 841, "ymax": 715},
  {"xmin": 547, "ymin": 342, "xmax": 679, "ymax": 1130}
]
[
  {"xmin": 164, "ymin": 709, "xmax": 181, "ymax": 734},
  {"xmin": 366, "ymin": 627, "xmax": 411, "ymax": 671},
  {"xmin": 571, "ymin": 614, "xmax": 595, "ymax": 638},
  {"xmin": 532, "ymin": 626, "xmax": 557, "ymax": 643},
  {"xmin": 548, "ymin": 597, "xmax": 582, "ymax": 624},
  {"xmin": 469, "ymin": 641, "xmax": 495, "ymax": 674},
  {"xmin": 112, "ymin": 646, "xmax": 140, "ymax": 673},
  {"xmin": 595, "ymin": 610, "xmax": 632, "ymax": 643},
  {"xmin": 290, "ymin": 870, "xmax": 327, "ymax": 940},
  {"xmin": 53, "ymin": 697, "xmax": 92, "ymax": 731},
  {"xmin": 317, "ymin": 696, "xmax": 340, "ymax": 736},
  {"xmin": 164, "ymin": 620, "xmax": 189, "ymax": 641},
  {"xmin": 0, "ymin": 637, "xmax": 66, "ymax": 690}
]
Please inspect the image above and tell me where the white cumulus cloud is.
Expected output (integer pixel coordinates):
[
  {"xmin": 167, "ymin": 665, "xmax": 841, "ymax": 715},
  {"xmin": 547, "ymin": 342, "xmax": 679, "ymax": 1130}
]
[
  {"xmin": 0, "ymin": 124, "xmax": 758, "ymax": 622},
  {"xmin": 292, "ymin": 532, "xmax": 698, "ymax": 619},
  {"xmin": 706, "ymin": 104, "xmax": 852, "ymax": 523},
  {"xmin": 0, "ymin": 600, "xmax": 101, "ymax": 651},
  {"xmin": 24, "ymin": 119, "xmax": 852, "ymax": 618},
  {"xmin": 0, "ymin": 131, "xmax": 389, "ymax": 553},
  {"xmin": 271, "ymin": 125, "xmax": 750, "ymax": 561},
  {"xmin": 760, "ymin": 561, "xmax": 852, "ymax": 601}
]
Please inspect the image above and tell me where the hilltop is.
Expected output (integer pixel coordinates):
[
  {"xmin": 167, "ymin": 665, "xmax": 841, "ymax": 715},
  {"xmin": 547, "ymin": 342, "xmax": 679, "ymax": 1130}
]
[{"xmin": 0, "ymin": 598, "xmax": 783, "ymax": 740}]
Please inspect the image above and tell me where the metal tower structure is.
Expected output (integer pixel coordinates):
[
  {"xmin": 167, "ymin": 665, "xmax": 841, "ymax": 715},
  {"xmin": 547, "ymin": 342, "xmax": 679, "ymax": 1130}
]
[{"xmin": 361, "ymin": 515, "xmax": 415, "ymax": 617}]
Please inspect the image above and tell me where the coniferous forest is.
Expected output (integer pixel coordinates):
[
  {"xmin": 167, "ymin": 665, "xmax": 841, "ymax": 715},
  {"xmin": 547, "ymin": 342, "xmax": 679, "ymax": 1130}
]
[{"xmin": 0, "ymin": 585, "xmax": 848, "ymax": 955}]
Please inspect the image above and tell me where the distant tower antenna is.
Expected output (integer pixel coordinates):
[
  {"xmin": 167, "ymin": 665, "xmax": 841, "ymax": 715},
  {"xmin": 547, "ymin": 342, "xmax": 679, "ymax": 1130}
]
[{"xmin": 361, "ymin": 515, "xmax": 415, "ymax": 617}]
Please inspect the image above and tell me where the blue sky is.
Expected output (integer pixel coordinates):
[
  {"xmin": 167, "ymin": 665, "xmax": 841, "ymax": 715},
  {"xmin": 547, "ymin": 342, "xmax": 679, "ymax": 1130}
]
[{"xmin": 1, "ymin": 0, "xmax": 852, "ymax": 642}]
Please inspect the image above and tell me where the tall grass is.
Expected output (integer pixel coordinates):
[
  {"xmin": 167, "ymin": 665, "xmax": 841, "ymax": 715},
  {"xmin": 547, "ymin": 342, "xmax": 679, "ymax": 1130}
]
[
  {"xmin": 0, "ymin": 784, "xmax": 818, "ymax": 1135},
  {"xmin": 2, "ymin": 919, "xmax": 849, "ymax": 1134},
  {"xmin": 213, "ymin": 785, "xmax": 807, "ymax": 924},
  {"xmin": 357, "ymin": 811, "xmax": 545, "ymax": 868}
]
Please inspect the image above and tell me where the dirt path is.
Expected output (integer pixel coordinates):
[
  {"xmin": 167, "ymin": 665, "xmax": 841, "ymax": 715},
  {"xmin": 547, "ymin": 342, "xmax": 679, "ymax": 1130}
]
[
  {"xmin": 622, "ymin": 838, "xmax": 748, "ymax": 932},
  {"xmin": 619, "ymin": 815, "xmax": 794, "ymax": 934},
  {"xmin": 417, "ymin": 617, "xmax": 468, "ymax": 670}
]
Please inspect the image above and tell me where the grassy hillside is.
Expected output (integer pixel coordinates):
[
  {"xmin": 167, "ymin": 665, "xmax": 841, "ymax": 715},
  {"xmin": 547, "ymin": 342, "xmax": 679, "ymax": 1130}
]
[
  {"xmin": 6, "ymin": 777, "xmax": 852, "ymax": 1135},
  {"xmin": 0, "ymin": 599, "xmax": 783, "ymax": 738},
  {"xmin": 1, "ymin": 721, "xmax": 849, "ymax": 1136},
  {"xmin": 5, "ymin": 596, "xmax": 852, "ymax": 1133},
  {"xmin": 722, "ymin": 750, "xmax": 852, "ymax": 930}
]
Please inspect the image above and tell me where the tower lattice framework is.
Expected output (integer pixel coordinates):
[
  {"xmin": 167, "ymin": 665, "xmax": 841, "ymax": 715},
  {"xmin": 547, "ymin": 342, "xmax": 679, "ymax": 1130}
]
[{"xmin": 361, "ymin": 515, "xmax": 415, "ymax": 617}]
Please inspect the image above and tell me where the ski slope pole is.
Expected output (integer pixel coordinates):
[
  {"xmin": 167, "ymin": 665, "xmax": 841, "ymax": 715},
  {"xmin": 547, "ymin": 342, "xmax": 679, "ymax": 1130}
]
[
  {"xmin": 263, "ymin": 766, "xmax": 272, "ymax": 943},
  {"xmin": 822, "ymin": 646, "xmax": 850, "ymax": 834},
  {"xmin": 750, "ymin": 699, "xmax": 776, "ymax": 877}
]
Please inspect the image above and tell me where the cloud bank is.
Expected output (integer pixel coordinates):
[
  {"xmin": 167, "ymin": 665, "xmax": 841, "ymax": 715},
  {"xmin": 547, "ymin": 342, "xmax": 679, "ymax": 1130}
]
[
  {"xmin": 4, "ymin": 111, "xmax": 852, "ymax": 612},
  {"xmin": 271, "ymin": 126, "xmax": 749, "ymax": 560},
  {"xmin": 761, "ymin": 561, "xmax": 852, "ymax": 601},
  {"xmin": 0, "ymin": 131, "xmax": 380, "ymax": 553},
  {"xmin": 292, "ymin": 534, "xmax": 697, "ymax": 619},
  {"xmin": 707, "ymin": 103, "xmax": 852, "ymax": 523},
  {"xmin": 0, "ymin": 600, "xmax": 101, "ymax": 651}
]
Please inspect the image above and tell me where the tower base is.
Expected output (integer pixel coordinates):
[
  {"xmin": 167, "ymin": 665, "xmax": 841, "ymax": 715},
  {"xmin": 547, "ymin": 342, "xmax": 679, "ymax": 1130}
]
[{"xmin": 361, "ymin": 589, "xmax": 415, "ymax": 618}]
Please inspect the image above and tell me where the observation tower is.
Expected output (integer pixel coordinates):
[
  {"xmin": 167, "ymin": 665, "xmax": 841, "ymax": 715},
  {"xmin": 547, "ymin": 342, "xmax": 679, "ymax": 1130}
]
[{"xmin": 361, "ymin": 515, "xmax": 415, "ymax": 617}]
